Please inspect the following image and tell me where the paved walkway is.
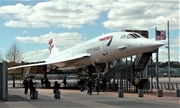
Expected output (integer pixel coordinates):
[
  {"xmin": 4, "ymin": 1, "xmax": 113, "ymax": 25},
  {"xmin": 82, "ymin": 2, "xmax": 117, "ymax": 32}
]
[{"xmin": 0, "ymin": 88, "xmax": 179, "ymax": 108}]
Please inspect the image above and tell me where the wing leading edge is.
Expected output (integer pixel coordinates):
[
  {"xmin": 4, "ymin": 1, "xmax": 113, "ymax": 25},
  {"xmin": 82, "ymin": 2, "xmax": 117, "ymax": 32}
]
[{"xmin": 8, "ymin": 53, "xmax": 91, "ymax": 74}]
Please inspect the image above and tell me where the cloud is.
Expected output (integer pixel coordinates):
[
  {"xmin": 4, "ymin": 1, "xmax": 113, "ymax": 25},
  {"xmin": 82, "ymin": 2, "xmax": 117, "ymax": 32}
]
[
  {"xmin": 150, "ymin": 35, "xmax": 179, "ymax": 48},
  {"xmin": 103, "ymin": 0, "xmax": 179, "ymax": 30},
  {"xmin": 0, "ymin": 0, "xmax": 111, "ymax": 28},
  {"xmin": 152, "ymin": 36, "xmax": 180, "ymax": 62},
  {"xmin": 16, "ymin": 32, "xmax": 85, "ymax": 48},
  {"xmin": 20, "ymin": 32, "xmax": 85, "ymax": 62},
  {"xmin": 23, "ymin": 49, "xmax": 48, "ymax": 62},
  {"xmin": 171, "ymin": 36, "xmax": 180, "ymax": 48},
  {"xmin": 2, "ymin": 0, "xmax": 178, "ymax": 62},
  {"xmin": 16, "ymin": 31, "xmax": 86, "ymax": 62},
  {"xmin": 0, "ymin": 0, "xmax": 179, "ymax": 30},
  {"xmin": 22, "ymin": 31, "xmax": 29, "ymax": 34},
  {"xmin": 19, "ymin": 0, "xmax": 30, "ymax": 1},
  {"xmin": 152, "ymin": 48, "xmax": 180, "ymax": 63}
]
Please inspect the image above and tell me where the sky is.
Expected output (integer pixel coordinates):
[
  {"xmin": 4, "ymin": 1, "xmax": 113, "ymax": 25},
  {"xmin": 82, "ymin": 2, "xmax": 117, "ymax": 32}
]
[{"xmin": 0, "ymin": 0, "xmax": 179, "ymax": 63}]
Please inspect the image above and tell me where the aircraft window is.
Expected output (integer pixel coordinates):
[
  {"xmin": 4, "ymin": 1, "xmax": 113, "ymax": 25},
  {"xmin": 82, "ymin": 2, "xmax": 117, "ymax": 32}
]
[
  {"xmin": 136, "ymin": 33, "xmax": 146, "ymax": 38},
  {"xmin": 133, "ymin": 33, "xmax": 140, "ymax": 38},
  {"xmin": 120, "ymin": 35, "xmax": 126, "ymax": 39},
  {"xmin": 132, "ymin": 34, "xmax": 138, "ymax": 38},
  {"xmin": 128, "ymin": 33, "xmax": 145, "ymax": 39},
  {"xmin": 127, "ymin": 36, "xmax": 131, "ymax": 39},
  {"xmin": 128, "ymin": 34, "xmax": 135, "ymax": 39}
]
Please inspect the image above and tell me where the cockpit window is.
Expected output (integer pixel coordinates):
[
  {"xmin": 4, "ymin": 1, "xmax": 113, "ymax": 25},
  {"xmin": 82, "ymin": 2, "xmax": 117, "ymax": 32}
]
[
  {"xmin": 127, "ymin": 33, "xmax": 145, "ymax": 39},
  {"xmin": 120, "ymin": 34, "xmax": 126, "ymax": 39},
  {"xmin": 133, "ymin": 33, "xmax": 140, "ymax": 38},
  {"xmin": 127, "ymin": 36, "xmax": 131, "ymax": 39}
]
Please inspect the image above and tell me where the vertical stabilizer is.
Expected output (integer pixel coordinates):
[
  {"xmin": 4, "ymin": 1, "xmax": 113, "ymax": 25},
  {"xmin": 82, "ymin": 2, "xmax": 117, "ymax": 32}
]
[{"xmin": 48, "ymin": 38, "xmax": 60, "ymax": 59}]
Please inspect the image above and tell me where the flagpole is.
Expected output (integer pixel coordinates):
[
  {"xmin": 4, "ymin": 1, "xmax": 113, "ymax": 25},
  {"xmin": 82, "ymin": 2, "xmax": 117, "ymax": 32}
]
[
  {"xmin": 167, "ymin": 20, "xmax": 171, "ymax": 91},
  {"xmin": 155, "ymin": 27, "xmax": 159, "ymax": 90}
]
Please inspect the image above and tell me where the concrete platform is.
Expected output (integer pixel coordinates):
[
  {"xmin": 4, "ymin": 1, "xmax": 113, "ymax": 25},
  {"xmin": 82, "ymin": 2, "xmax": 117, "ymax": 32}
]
[{"xmin": 0, "ymin": 88, "xmax": 179, "ymax": 108}]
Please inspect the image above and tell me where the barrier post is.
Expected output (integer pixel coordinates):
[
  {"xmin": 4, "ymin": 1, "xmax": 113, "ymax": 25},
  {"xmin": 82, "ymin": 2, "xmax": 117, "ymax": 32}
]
[
  {"xmin": 177, "ymin": 89, "xmax": 180, "ymax": 97},
  {"xmin": 0, "ymin": 63, "xmax": 2, "ymax": 100},
  {"xmin": 0, "ymin": 62, "xmax": 8, "ymax": 101},
  {"xmin": 157, "ymin": 89, "xmax": 163, "ymax": 97},
  {"xmin": 118, "ymin": 89, "xmax": 124, "ymax": 98},
  {"xmin": 138, "ymin": 89, "xmax": 143, "ymax": 97}
]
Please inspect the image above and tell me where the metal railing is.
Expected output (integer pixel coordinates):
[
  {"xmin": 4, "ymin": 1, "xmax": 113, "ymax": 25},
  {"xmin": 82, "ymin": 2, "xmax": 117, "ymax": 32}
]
[
  {"xmin": 134, "ymin": 54, "xmax": 142, "ymax": 69},
  {"xmin": 152, "ymin": 82, "xmax": 180, "ymax": 90}
]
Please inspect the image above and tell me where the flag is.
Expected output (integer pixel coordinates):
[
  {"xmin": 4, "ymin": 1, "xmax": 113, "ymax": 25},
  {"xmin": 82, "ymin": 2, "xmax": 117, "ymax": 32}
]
[{"xmin": 156, "ymin": 30, "xmax": 166, "ymax": 40}]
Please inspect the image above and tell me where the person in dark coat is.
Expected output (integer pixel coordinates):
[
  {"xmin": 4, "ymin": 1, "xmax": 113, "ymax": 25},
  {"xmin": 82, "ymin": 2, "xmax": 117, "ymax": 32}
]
[
  {"xmin": 63, "ymin": 76, "xmax": 67, "ymax": 87},
  {"xmin": 138, "ymin": 79, "xmax": 144, "ymax": 89},
  {"xmin": 102, "ymin": 77, "xmax": 107, "ymax": 93},
  {"xmin": 53, "ymin": 81, "xmax": 60, "ymax": 98},
  {"xmin": 23, "ymin": 78, "xmax": 29, "ymax": 94},
  {"xmin": 45, "ymin": 78, "xmax": 50, "ymax": 88},
  {"xmin": 95, "ymin": 78, "xmax": 100, "ymax": 95},
  {"xmin": 87, "ymin": 78, "xmax": 93, "ymax": 95},
  {"xmin": 29, "ymin": 78, "xmax": 35, "ymax": 98},
  {"xmin": 53, "ymin": 81, "xmax": 60, "ymax": 94},
  {"xmin": 41, "ymin": 78, "xmax": 44, "ymax": 84},
  {"xmin": 78, "ymin": 79, "xmax": 85, "ymax": 92}
]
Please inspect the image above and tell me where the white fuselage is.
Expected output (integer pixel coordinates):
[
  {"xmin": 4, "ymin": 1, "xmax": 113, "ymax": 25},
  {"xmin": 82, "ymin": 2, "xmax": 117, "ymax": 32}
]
[{"xmin": 46, "ymin": 32, "xmax": 164, "ymax": 68}]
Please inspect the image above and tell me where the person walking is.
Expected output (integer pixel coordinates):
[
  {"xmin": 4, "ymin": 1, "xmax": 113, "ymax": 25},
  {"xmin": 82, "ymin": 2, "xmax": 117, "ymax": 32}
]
[
  {"xmin": 95, "ymin": 78, "xmax": 100, "ymax": 95},
  {"xmin": 63, "ymin": 76, "xmax": 67, "ymax": 87},
  {"xmin": 102, "ymin": 77, "xmax": 107, "ymax": 93},
  {"xmin": 87, "ymin": 78, "xmax": 93, "ymax": 95},
  {"xmin": 23, "ymin": 77, "xmax": 29, "ymax": 94},
  {"xmin": 29, "ymin": 78, "xmax": 35, "ymax": 99}
]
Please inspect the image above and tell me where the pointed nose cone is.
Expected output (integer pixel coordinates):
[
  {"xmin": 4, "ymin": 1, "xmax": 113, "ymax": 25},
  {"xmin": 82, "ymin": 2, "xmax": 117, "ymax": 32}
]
[
  {"xmin": 142, "ymin": 40, "xmax": 165, "ymax": 50},
  {"xmin": 154, "ymin": 41, "xmax": 165, "ymax": 47},
  {"xmin": 127, "ymin": 39, "xmax": 165, "ymax": 55},
  {"xmin": 157, "ymin": 41, "xmax": 165, "ymax": 46}
]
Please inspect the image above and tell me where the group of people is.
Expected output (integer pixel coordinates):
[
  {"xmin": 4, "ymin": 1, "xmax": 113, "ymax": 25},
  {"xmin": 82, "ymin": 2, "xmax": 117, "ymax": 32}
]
[
  {"xmin": 86, "ymin": 77, "xmax": 107, "ymax": 95},
  {"xmin": 23, "ymin": 77, "xmax": 36, "ymax": 98},
  {"xmin": 23, "ymin": 77, "xmax": 60, "ymax": 98},
  {"xmin": 24, "ymin": 76, "xmax": 108, "ymax": 97},
  {"xmin": 41, "ymin": 78, "xmax": 51, "ymax": 88}
]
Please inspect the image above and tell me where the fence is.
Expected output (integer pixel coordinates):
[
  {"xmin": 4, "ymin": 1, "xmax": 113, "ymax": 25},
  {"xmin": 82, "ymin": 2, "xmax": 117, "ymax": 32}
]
[{"xmin": 152, "ymin": 82, "xmax": 180, "ymax": 90}]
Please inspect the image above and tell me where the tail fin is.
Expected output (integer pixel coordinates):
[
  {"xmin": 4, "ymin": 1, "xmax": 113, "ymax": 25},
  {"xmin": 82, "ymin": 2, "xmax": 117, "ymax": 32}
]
[{"xmin": 48, "ymin": 38, "xmax": 60, "ymax": 59}]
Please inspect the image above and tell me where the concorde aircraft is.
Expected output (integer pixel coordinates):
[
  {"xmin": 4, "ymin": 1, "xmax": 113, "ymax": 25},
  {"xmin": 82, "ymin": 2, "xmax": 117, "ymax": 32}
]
[{"xmin": 8, "ymin": 32, "xmax": 164, "ymax": 74}]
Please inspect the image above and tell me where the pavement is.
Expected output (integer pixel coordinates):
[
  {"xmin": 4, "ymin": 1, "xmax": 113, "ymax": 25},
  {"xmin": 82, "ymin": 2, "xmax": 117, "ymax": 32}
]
[{"xmin": 0, "ymin": 88, "xmax": 179, "ymax": 108}]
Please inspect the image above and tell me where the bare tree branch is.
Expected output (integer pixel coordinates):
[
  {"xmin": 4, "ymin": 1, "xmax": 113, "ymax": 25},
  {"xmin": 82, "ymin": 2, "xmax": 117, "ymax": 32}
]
[{"xmin": 5, "ymin": 42, "xmax": 24, "ymax": 66}]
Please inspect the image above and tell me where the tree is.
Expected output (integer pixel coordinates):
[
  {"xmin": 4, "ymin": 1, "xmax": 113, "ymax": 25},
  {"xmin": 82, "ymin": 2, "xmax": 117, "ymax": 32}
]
[{"xmin": 5, "ymin": 42, "xmax": 24, "ymax": 67}]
